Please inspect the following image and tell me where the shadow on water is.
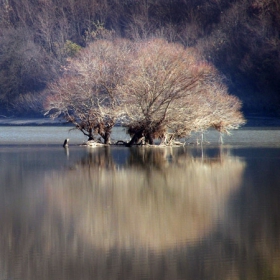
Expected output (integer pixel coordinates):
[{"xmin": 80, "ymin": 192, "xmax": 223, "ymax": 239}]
[{"xmin": 0, "ymin": 146, "xmax": 280, "ymax": 279}]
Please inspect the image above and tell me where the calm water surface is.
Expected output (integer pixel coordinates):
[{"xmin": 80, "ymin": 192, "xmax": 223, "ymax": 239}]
[{"xmin": 0, "ymin": 126, "xmax": 280, "ymax": 280}]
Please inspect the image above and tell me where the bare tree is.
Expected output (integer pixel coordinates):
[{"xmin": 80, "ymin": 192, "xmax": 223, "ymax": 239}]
[
  {"xmin": 46, "ymin": 38, "xmax": 244, "ymax": 146},
  {"xmin": 119, "ymin": 38, "xmax": 245, "ymax": 146},
  {"xmin": 45, "ymin": 39, "xmax": 134, "ymax": 144}
]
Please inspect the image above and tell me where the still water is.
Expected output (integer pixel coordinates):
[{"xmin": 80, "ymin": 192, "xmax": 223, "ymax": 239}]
[{"xmin": 0, "ymin": 126, "xmax": 280, "ymax": 279}]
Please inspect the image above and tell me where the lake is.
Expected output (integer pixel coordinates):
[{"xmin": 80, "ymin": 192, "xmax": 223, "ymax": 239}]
[{"xmin": 0, "ymin": 126, "xmax": 280, "ymax": 279}]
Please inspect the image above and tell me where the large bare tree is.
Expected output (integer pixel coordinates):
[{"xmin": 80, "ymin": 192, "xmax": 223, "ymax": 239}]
[
  {"xmin": 119, "ymin": 39, "xmax": 245, "ymax": 146},
  {"xmin": 46, "ymin": 38, "xmax": 244, "ymax": 146},
  {"xmin": 45, "ymin": 39, "xmax": 134, "ymax": 144}
]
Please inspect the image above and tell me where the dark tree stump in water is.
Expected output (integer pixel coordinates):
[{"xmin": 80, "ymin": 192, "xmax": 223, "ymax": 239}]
[{"xmin": 63, "ymin": 138, "xmax": 69, "ymax": 148}]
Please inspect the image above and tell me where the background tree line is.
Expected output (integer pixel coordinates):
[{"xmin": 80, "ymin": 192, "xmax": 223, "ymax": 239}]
[{"xmin": 0, "ymin": 0, "xmax": 279, "ymax": 117}]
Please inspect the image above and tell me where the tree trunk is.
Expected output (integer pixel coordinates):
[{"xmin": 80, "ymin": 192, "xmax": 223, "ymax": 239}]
[
  {"xmin": 127, "ymin": 130, "xmax": 144, "ymax": 147},
  {"xmin": 103, "ymin": 131, "xmax": 111, "ymax": 145},
  {"xmin": 88, "ymin": 128, "xmax": 94, "ymax": 141},
  {"xmin": 146, "ymin": 133, "xmax": 154, "ymax": 145}
]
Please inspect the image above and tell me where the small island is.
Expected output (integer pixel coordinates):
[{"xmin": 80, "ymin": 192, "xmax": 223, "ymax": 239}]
[{"xmin": 45, "ymin": 38, "xmax": 245, "ymax": 147}]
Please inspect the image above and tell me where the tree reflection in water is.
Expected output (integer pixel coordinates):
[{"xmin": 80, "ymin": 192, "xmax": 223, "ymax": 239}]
[{"xmin": 1, "ymin": 146, "xmax": 280, "ymax": 279}]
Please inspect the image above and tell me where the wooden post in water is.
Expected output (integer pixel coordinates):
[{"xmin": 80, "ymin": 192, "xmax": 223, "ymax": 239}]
[{"xmin": 63, "ymin": 138, "xmax": 69, "ymax": 148}]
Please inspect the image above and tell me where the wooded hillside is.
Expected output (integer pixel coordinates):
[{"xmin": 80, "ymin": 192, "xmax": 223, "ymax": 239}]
[{"xmin": 0, "ymin": 0, "xmax": 279, "ymax": 117}]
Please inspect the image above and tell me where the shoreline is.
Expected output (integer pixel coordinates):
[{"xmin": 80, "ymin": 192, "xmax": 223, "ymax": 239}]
[
  {"xmin": 1, "ymin": 116, "xmax": 280, "ymax": 128},
  {"xmin": 0, "ymin": 118, "xmax": 68, "ymax": 126}
]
